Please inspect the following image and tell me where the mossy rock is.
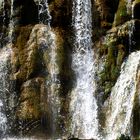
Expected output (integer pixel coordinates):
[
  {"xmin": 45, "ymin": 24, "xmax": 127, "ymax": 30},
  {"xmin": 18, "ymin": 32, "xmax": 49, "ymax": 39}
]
[
  {"xmin": 116, "ymin": 134, "xmax": 131, "ymax": 140},
  {"xmin": 113, "ymin": 0, "xmax": 130, "ymax": 26},
  {"xmin": 134, "ymin": 0, "xmax": 140, "ymax": 4},
  {"xmin": 98, "ymin": 42, "xmax": 126, "ymax": 99}
]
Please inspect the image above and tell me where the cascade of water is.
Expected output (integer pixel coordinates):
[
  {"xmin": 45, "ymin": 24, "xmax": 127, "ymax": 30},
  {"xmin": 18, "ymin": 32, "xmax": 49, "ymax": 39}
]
[
  {"xmin": 0, "ymin": 47, "xmax": 12, "ymax": 137},
  {"xmin": 38, "ymin": 0, "xmax": 51, "ymax": 26},
  {"xmin": 104, "ymin": 51, "xmax": 140, "ymax": 140},
  {"xmin": 38, "ymin": 0, "xmax": 61, "ymax": 137},
  {"xmin": 0, "ymin": 1, "xmax": 16, "ymax": 138},
  {"xmin": 69, "ymin": 0, "xmax": 100, "ymax": 139}
]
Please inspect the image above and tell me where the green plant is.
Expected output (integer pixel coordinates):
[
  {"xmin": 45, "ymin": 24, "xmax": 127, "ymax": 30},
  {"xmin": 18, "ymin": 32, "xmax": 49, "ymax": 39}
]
[{"xmin": 117, "ymin": 134, "xmax": 131, "ymax": 140}]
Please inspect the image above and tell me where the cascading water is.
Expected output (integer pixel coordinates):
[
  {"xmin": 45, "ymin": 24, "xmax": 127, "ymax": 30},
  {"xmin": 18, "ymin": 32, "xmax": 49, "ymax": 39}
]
[
  {"xmin": 0, "ymin": 1, "xmax": 17, "ymax": 139},
  {"xmin": 69, "ymin": 0, "xmax": 100, "ymax": 139},
  {"xmin": 104, "ymin": 51, "xmax": 140, "ymax": 140},
  {"xmin": 38, "ymin": 0, "xmax": 51, "ymax": 26},
  {"xmin": 0, "ymin": 47, "xmax": 12, "ymax": 138},
  {"xmin": 38, "ymin": 0, "xmax": 61, "ymax": 137}
]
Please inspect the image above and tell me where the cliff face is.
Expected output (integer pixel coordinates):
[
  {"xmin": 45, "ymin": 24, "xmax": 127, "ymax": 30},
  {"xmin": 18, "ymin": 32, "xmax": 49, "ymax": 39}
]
[{"xmin": 0, "ymin": 0, "xmax": 140, "ymax": 139}]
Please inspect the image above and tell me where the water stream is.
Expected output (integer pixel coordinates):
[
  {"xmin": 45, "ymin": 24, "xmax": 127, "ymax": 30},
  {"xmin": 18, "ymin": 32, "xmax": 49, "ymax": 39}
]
[
  {"xmin": 0, "ymin": 47, "xmax": 12, "ymax": 138},
  {"xmin": 38, "ymin": 0, "xmax": 51, "ymax": 26},
  {"xmin": 69, "ymin": 0, "xmax": 100, "ymax": 139},
  {"xmin": 104, "ymin": 51, "xmax": 140, "ymax": 140}
]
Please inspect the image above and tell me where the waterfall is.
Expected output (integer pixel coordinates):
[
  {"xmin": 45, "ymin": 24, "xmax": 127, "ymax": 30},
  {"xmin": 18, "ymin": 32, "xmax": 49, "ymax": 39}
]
[
  {"xmin": 0, "ymin": 0, "xmax": 16, "ymax": 138},
  {"xmin": 69, "ymin": 0, "xmax": 99, "ymax": 139},
  {"xmin": 38, "ymin": 0, "xmax": 61, "ymax": 137},
  {"xmin": 0, "ymin": 47, "xmax": 12, "ymax": 137},
  {"xmin": 38, "ymin": 0, "xmax": 51, "ymax": 26},
  {"xmin": 104, "ymin": 51, "xmax": 140, "ymax": 140}
]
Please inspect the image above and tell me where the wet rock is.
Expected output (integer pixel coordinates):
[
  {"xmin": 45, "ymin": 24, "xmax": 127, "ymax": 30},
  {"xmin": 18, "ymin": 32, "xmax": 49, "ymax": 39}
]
[
  {"xmin": 113, "ymin": 0, "xmax": 129, "ymax": 26},
  {"xmin": 16, "ymin": 77, "xmax": 45, "ymax": 120},
  {"xmin": 96, "ymin": 19, "xmax": 140, "ymax": 101},
  {"xmin": 94, "ymin": 0, "xmax": 119, "ymax": 23},
  {"xmin": 11, "ymin": 24, "xmax": 66, "ymax": 130},
  {"xmin": 133, "ymin": 0, "xmax": 140, "ymax": 19}
]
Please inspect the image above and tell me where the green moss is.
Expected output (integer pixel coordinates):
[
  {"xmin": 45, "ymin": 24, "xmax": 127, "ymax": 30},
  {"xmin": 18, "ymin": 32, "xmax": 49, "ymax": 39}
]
[
  {"xmin": 99, "ymin": 44, "xmax": 108, "ymax": 56},
  {"xmin": 116, "ymin": 134, "xmax": 131, "ymax": 140},
  {"xmin": 135, "ymin": 0, "xmax": 140, "ymax": 4},
  {"xmin": 99, "ymin": 43, "xmax": 126, "ymax": 99},
  {"xmin": 113, "ymin": 0, "xmax": 129, "ymax": 26},
  {"xmin": 104, "ymin": 82, "xmax": 113, "ymax": 95}
]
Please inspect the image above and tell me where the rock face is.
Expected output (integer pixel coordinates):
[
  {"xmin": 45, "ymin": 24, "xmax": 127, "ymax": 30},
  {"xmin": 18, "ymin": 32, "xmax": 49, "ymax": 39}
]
[
  {"xmin": 0, "ymin": 0, "xmax": 140, "ymax": 139},
  {"xmin": 10, "ymin": 24, "xmax": 66, "ymax": 136}
]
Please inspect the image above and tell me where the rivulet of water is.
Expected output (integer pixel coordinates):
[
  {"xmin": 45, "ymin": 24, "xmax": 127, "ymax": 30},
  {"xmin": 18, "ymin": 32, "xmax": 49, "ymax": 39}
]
[
  {"xmin": 46, "ymin": 30, "xmax": 61, "ymax": 137},
  {"xmin": 38, "ymin": 0, "xmax": 61, "ymax": 137},
  {"xmin": 127, "ymin": 0, "xmax": 135, "ymax": 52},
  {"xmin": 38, "ymin": 0, "xmax": 51, "ymax": 26},
  {"xmin": 8, "ymin": 0, "xmax": 14, "ymax": 43}
]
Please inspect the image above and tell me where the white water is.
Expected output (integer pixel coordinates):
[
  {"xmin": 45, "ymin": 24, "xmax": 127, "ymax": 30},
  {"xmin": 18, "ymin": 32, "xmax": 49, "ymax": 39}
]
[
  {"xmin": 0, "ymin": 0, "xmax": 15, "ymax": 137},
  {"xmin": 0, "ymin": 47, "xmax": 12, "ymax": 137},
  {"xmin": 104, "ymin": 51, "xmax": 140, "ymax": 140},
  {"xmin": 38, "ymin": 0, "xmax": 51, "ymax": 26},
  {"xmin": 70, "ymin": 0, "xmax": 99, "ymax": 139}
]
